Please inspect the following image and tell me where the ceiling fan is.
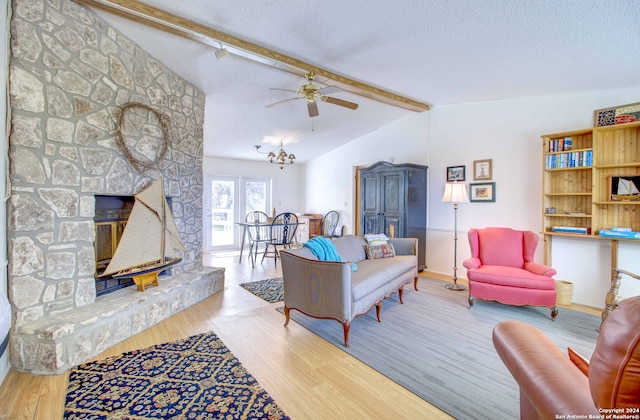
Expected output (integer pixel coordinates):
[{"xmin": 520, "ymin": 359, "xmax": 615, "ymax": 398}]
[{"xmin": 266, "ymin": 72, "xmax": 359, "ymax": 117}]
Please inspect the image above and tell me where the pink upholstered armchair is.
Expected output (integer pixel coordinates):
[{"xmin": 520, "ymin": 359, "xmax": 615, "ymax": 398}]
[{"xmin": 463, "ymin": 227, "xmax": 558, "ymax": 319}]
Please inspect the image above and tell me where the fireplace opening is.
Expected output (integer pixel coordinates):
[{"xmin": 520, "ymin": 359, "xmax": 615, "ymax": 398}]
[
  {"xmin": 94, "ymin": 195, "xmax": 135, "ymax": 296},
  {"xmin": 94, "ymin": 194, "xmax": 176, "ymax": 297}
]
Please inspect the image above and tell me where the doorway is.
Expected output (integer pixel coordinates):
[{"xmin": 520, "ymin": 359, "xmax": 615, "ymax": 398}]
[{"xmin": 204, "ymin": 176, "xmax": 271, "ymax": 252}]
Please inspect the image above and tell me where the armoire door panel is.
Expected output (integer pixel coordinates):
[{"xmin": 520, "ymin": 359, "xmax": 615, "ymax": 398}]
[{"xmin": 359, "ymin": 161, "xmax": 428, "ymax": 271}]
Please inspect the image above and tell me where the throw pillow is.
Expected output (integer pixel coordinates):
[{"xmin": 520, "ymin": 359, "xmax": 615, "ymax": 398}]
[
  {"xmin": 364, "ymin": 233, "xmax": 390, "ymax": 246},
  {"xmin": 365, "ymin": 243, "xmax": 395, "ymax": 259}
]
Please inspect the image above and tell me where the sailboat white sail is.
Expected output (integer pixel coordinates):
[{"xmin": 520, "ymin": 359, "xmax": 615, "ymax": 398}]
[
  {"xmin": 612, "ymin": 177, "xmax": 640, "ymax": 201},
  {"xmin": 101, "ymin": 178, "xmax": 185, "ymax": 289}
]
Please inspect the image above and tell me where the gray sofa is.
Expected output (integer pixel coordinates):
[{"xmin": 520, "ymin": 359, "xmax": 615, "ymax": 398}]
[{"xmin": 279, "ymin": 235, "xmax": 419, "ymax": 346}]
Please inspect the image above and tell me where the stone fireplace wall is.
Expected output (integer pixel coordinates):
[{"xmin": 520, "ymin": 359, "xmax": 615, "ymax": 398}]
[{"xmin": 7, "ymin": 0, "xmax": 214, "ymax": 373}]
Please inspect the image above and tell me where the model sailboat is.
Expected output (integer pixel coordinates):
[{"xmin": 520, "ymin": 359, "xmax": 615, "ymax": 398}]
[
  {"xmin": 612, "ymin": 177, "xmax": 640, "ymax": 201},
  {"xmin": 100, "ymin": 178, "xmax": 186, "ymax": 291}
]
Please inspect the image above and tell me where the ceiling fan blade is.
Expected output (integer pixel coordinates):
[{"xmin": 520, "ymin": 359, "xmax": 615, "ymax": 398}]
[
  {"xmin": 307, "ymin": 101, "xmax": 319, "ymax": 117},
  {"xmin": 318, "ymin": 86, "xmax": 341, "ymax": 95},
  {"xmin": 265, "ymin": 97, "xmax": 301, "ymax": 108},
  {"xmin": 269, "ymin": 88, "xmax": 299, "ymax": 93},
  {"xmin": 321, "ymin": 96, "xmax": 359, "ymax": 110}
]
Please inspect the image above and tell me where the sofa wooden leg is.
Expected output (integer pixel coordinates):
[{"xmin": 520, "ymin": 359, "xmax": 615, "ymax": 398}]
[
  {"xmin": 413, "ymin": 276, "xmax": 419, "ymax": 291},
  {"xmin": 468, "ymin": 295, "xmax": 474, "ymax": 308},
  {"xmin": 550, "ymin": 306, "xmax": 558, "ymax": 320},
  {"xmin": 283, "ymin": 305, "xmax": 291, "ymax": 326},
  {"xmin": 398, "ymin": 287, "xmax": 404, "ymax": 304},
  {"xmin": 375, "ymin": 301, "xmax": 382, "ymax": 322},
  {"xmin": 342, "ymin": 321, "xmax": 351, "ymax": 347}
]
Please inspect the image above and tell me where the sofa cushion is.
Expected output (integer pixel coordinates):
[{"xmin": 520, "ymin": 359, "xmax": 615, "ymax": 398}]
[
  {"xmin": 467, "ymin": 265, "xmax": 556, "ymax": 290},
  {"xmin": 332, "ymin": 235, "xmax": 367, "ymax": 263},
  {"xmin": 351, "ymin": 256, "xmax": 416, "ymax": 300},
  {"xmin": 589, "ymin": 296, "xmax": 640, "ymax": 409}
]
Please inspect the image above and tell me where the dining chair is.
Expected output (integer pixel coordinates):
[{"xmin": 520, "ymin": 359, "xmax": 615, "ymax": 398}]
[
  {"xmin": 262, "ymin": 212, "xmax": 298, "ymax": 267},
  {"xmin": 245, "ymin": 211, "xmax": 270, "ymax": 267},
  {"xmin": 320, "ymin": 210, "xmax": 340, "ymax": 237}
]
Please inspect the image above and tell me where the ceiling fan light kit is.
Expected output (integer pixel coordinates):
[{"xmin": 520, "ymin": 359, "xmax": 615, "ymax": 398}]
[{"xmin": 266, "ymin": 72, "xmax": 360, "ymax": 118}]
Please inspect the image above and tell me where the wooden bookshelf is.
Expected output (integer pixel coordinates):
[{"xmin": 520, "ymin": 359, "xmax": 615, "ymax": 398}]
[
  {"xmin": 542, "ymin": 121, "xmax": 640, "ymax": 243},
  {"xmin": 542, "ymin": 121, "xmax": 640, "ymax": 321},
  {"xmin": 542, "ymin": 127, "xmax": 594, "ymax": 237}
]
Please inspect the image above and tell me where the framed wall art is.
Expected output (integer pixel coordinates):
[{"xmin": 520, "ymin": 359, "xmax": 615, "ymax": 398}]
[
  {"xmin": 473, "ymin": 159, "xmax": 492, "ymax": 180},
  {"xmin": 446, "ymin": 165, "xmax": 465, "ymax": 182},
  {"xmin": 469, "ymin": 182, "xmax": 496, "ymax": 202}
]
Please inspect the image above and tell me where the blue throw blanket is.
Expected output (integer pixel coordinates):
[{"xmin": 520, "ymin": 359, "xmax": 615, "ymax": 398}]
[{"xmin": 303, "ymin": 237, "xmax": 357, "ymax": 271}]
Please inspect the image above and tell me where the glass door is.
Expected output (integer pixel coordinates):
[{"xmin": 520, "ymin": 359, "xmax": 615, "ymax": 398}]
[
  {"xmin": 204, "ymin": 176, "xmax": 238, "ymax": 252},
  {"xmin": 204, "ymin": 176, "xmax": 271, "ymax": 253}
]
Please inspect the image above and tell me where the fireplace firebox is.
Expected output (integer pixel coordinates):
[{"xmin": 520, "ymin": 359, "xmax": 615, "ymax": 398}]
[{"xmin": 94, "ymin": 195, "xmax": 135, "ymax": 295}]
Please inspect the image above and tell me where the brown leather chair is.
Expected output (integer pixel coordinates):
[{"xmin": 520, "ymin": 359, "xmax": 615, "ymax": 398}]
[{"xmin": 493, "ymin": 296, "xmax": 640, "ymax": 419}]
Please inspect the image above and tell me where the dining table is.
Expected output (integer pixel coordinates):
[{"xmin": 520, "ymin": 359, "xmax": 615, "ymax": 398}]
[{"xmin": 235, "ymin": 220, "xmax": 300, "ymax": 263}]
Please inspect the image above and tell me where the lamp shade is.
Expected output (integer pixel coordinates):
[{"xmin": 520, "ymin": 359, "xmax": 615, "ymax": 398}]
[{"xmin": 442, "ymin": 182, "xmax": 469, "ymax": 203}]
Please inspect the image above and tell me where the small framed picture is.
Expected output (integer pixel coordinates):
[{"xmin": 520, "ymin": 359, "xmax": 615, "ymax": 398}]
[
  {"xmin": 473, "ymin": 159, "xmax": 492, "ymax": 180},
  {"xmin": 446, "ymin": 165, "xmax": 465, "ymax": 182},
  {"xmin": 470, "ymin": 182, "xmax": 496, "ymax": 202}
]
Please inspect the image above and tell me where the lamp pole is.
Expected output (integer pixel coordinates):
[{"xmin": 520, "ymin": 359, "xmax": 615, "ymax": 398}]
[{"xmin": 446, "ymin": 202, "xmax": 465, "ymax": 290}]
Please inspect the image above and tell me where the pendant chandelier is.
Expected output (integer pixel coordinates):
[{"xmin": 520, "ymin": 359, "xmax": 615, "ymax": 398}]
[{"xmin": 255, "ymin": 141, "xmax": 296, "ymax": 169}]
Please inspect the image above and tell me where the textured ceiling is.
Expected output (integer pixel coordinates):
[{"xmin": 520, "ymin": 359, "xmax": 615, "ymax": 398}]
[{"xmin": 90, "ymin": 0, "xmax": 640, "ymax": 162}]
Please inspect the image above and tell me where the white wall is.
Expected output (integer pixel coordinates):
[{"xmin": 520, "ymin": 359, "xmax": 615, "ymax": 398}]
[
  {"xmin": 0, "ymin": 0, "xmax": 10, "ymax": 385},
  {"xmin": 303, "ymin": 113, "xmax": 429, "ymax": 234},
  {"xmin": 304, "ymin": 86, "xmax": 640, "ymax": 308},
  {"xmin": 203, "ymin": 156, "xmax": 304, "ymax": 214}
]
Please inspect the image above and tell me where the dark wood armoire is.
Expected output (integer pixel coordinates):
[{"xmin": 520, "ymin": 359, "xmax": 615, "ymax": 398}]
[{"xmin": 359, "ymin": 161, "xmax": 428, "ymax": 271}]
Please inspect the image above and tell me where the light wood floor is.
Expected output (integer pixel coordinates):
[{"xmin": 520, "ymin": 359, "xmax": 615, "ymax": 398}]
[{"xmin": 0, "ymin": 253, "xmax": 601, "ymax": 419}]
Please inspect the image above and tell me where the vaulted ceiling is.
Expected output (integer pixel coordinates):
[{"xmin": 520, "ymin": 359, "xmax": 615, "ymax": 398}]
[{"xmin": 81, "ymin": 0, "xmax": 640, "ymax": 163}]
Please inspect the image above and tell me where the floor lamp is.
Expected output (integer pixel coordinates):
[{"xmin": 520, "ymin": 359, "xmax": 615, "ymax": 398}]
[{"xmin": 441, "ymin": 181, "xmax": 469, "ymax": 291}]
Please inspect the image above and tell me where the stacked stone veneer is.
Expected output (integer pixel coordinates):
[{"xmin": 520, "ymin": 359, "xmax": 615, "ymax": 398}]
[{"xmin": 7, "ymin": 0, "xmax": 224, "ymax": 374}]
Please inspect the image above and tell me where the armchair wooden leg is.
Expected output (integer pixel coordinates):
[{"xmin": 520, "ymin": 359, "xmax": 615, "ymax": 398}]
[
  {"xmin": 375, "ymin": 301, "xmax": 382, "ymax": 322},
  {"xmin": 550, "ymin": 306, "xmax": 558, "ymax": 320},
  {"xmin": 398, "ymin": 287, "xmax": 404, "ymax": 304},
  {"xmin": 468, "ymin": 295, "xmax": 474, "ymax": 308},
  {"xmin": 413, "ymin": 276, "xmax": 419, "ymax": 291}
]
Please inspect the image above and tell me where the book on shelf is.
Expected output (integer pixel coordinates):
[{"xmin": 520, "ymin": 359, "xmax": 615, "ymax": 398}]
[
  {"xmin": 544, "ymin": 150, "xmax": 592, "ymax": 169},
  {"xmin": 611, "ymin": 227, "xmax": 632, "ymax": 232},
  {"xmin": 551, "ymin": 226, "xmax": 589, "ymax": 234},
  {"xmin": 548, "ymin": 137, "xmax": 573, "ymax": 152},
  {"xmin": 599, "ymin": 230, "xmax": 640, "ymax": 239}
]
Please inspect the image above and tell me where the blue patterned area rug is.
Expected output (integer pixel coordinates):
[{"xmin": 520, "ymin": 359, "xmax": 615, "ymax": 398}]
[
  {"xmin": 64, "ymin": 331, "xmax": 289, "ymax": 419},
  {"xmin": 240, "ymin": 278, "xmax": 284, "ymax": 303}
]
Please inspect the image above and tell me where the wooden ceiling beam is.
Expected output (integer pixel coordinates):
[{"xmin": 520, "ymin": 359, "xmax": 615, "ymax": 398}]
[{"xmin": 73, "ymin": 0, "xmax": 431, "ymax": 112}]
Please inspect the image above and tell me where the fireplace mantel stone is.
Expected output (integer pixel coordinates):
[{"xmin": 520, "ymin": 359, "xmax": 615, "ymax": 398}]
[{"xmin": 7, "ymin": 0, "xmax": 214, "ymax": 374}]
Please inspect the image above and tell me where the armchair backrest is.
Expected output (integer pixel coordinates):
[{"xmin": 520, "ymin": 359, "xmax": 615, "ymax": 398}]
[
  {"xmin": 468, "ymin": 227, "xmax": 539, "ymax": 268},
  {"xmin": 589, "ymin": 296, "xmax": 640, "ymax": 409}
]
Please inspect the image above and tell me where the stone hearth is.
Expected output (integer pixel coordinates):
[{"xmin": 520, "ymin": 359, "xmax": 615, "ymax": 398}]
[{"xmin": 14, "ymin": 267, "xmax": 224, "ymax": 374}]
